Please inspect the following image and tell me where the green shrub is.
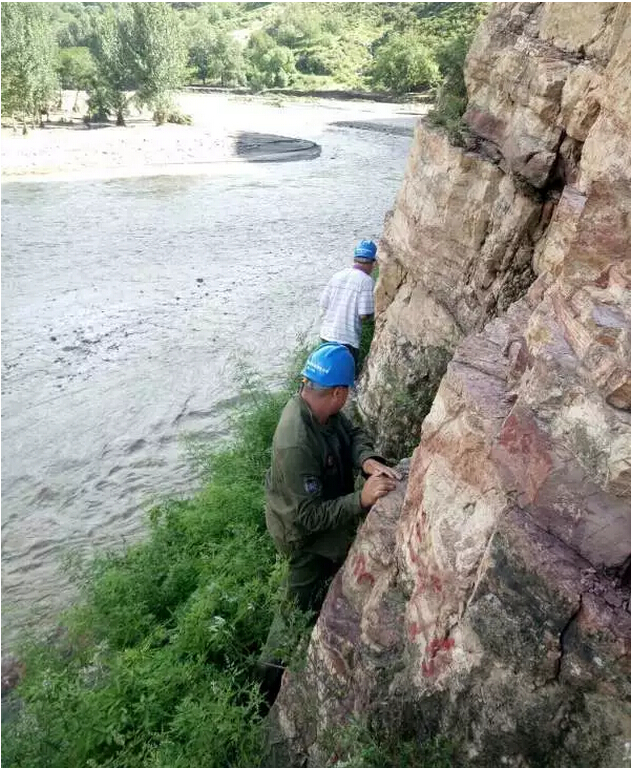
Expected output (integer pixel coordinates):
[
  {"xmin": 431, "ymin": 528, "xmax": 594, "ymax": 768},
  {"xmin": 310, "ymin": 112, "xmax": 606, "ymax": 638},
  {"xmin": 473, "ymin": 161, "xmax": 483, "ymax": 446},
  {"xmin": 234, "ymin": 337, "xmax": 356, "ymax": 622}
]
[
  {"xmin": 246, "ymin": 30, "xmax": 296, "ymax": 90},
  {"xmin": 359, "ymin": 316, "xmax": 375, "ymax": 373},
  {"xmin": 321, "ymin": 715, "xmax": 454, "ymax": 768},
  {"xmin": 57, "ymin": 46, "xmax": 96, "ymax": 90},
  {"xmin": 426, "ymin": 6, "xmax": 489, "ymax": 145},
  {"xmin": 1, "ymin": 363, "xmax": 305, "ymax": 768},
  {"xmin": 166, "ymin": 110, "xmax": 192, "ymax": 124},
  {"xmin": 369, "ymin": 32, "xmax": 440, "ymax": 94}
]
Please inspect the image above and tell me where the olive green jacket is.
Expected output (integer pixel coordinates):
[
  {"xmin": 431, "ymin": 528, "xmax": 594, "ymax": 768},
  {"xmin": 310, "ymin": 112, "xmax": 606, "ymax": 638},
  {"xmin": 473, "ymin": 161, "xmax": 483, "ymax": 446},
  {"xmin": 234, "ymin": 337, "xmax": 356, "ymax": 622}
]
[{"xmin": 265, "ymin": 394, "xmax": 380, "ymax": 562}]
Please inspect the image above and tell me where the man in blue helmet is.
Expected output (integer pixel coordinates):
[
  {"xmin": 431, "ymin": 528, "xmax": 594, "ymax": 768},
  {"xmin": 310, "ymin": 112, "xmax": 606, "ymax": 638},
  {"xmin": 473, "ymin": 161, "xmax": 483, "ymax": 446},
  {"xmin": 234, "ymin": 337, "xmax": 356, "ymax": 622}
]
[
  {"xmin": 259, "ymin": 343, "xmax": 398, "ymax": 705},
  {"xmin": 319, "ymin": 240, "xmax": 377, "ymax": 366}
]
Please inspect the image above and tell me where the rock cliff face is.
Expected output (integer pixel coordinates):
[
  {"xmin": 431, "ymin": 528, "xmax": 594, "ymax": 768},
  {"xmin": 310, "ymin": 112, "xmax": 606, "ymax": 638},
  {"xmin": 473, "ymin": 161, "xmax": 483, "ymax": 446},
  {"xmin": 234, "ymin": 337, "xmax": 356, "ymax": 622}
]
[{"xmin": 269, "ymin": 4, "xmax": 631, "ymax": 766}]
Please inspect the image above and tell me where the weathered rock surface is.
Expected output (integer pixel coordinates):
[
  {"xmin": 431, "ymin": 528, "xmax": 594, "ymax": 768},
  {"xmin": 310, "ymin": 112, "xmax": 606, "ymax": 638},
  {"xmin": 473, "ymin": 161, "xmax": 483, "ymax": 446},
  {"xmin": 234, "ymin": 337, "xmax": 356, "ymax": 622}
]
[
  {"xmin": 359, "ymin": 2, "xmax": 630, "ymax": 458},
  {"xmin": 270, "ymin": 4, "xmax": 631, "ymax": 766},
  {"xmin": 359, "ymin": 127, "xmax": 544, "ymax": 457}
]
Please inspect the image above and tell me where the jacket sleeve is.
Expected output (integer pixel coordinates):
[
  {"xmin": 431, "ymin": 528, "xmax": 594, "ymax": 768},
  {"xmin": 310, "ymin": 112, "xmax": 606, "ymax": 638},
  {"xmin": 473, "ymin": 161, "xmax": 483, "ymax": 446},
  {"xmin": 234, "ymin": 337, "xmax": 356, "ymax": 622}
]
[
  {"xmin": 277, "ymin": 445, "xmax": 363, "ymax": 535},
  {"xmin": 339, "ymin": 412, "xmax": 383, "ymax": 470}
]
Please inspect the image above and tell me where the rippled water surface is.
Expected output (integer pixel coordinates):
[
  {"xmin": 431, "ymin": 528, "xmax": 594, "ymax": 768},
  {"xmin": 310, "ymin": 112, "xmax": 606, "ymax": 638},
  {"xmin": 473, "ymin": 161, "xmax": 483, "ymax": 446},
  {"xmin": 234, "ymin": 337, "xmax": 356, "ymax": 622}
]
[{"xmin": 2, "ymin": 104, "xmax": 413, "ymax": 647}]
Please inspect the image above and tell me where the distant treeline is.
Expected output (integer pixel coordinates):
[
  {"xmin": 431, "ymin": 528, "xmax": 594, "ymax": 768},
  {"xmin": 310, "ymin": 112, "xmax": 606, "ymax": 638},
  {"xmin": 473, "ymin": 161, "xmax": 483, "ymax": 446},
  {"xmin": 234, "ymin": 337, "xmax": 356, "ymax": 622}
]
[{"xmin": 1, "ymin": 2, "xmax": 487, "ymax": 126}]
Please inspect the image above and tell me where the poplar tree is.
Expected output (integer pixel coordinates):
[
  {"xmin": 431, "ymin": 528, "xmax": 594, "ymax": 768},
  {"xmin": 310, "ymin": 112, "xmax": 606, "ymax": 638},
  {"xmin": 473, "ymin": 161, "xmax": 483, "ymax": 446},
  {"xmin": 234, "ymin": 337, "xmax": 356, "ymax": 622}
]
[{"xmin": 1, "ymin": 3, "xmax": 59, "ymax": 124}]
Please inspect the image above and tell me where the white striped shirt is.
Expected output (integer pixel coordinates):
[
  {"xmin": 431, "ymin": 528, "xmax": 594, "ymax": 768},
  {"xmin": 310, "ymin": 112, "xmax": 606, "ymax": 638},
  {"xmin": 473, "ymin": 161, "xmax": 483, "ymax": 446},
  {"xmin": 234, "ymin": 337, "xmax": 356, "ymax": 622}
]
[{"xmin": 319, "ymin": 266, "xmax": 374, "ymax": 349}]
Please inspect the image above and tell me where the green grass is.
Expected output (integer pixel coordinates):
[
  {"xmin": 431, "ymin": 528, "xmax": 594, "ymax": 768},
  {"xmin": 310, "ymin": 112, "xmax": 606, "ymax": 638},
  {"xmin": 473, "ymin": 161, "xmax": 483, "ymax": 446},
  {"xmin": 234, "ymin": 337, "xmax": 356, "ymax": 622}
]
[
  {"xmin": 3, "ymin": 344, "xmax": 452, "ymax": 767},
  {"xmin": 321, "ymin": 715, "xmax": 454, "ymax": 767},
  {"xmin": 2, "ymin": 366, "xmax": 301, "ymax": 768}
]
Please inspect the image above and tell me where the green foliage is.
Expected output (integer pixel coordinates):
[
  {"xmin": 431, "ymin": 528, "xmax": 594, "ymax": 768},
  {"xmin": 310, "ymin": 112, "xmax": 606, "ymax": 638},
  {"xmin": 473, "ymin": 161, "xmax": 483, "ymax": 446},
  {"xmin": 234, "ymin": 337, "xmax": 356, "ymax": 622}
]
[
  {"xmin": 90, "ymin": 3, "xmax": 187, "ymax": 125},
  {"xmin": 188, "ymin": 24, "xmax": 246, "ymax": 87},
  {"xmin": 57, "ymin": 45, "xmax": 96, "ymax": 90},
  {"xmin": 246, "ymin": 30, "xmax": 296, "ymax": 90},
  {"xmin": 4, "ymin": 2, "xmax": 489, "ymax": 117},
  {"xmin": 322, "ymin": 715, "xmax": 454, "ymax": 768},
  {"xmin": 50, "ymin": 2, "xmax": 100, "ymax": 49},
  {"xmin": 370, "ymin": 33, "xmax": 440, "ymax": 94},
  {"xmin": 426, "ymin": 4, "xmax": 489, "ymax": 143},
  {"xmin": 1, "ymin": 362, "xmax": 308, "ymax": 768},
  {"xmin": 1, "ymin": 3, "xmax": 59, "ymax": 120},
  {"xmin": 359, "ymin": 317, "xmax": 375, "ymax": 374},
  {"xmin": 131, "ymin": 3, "xmax": 188, "ymax": 115},
  {"xmin": 261, "ymin": 3, "xmax": 373, "ymax": 90}
]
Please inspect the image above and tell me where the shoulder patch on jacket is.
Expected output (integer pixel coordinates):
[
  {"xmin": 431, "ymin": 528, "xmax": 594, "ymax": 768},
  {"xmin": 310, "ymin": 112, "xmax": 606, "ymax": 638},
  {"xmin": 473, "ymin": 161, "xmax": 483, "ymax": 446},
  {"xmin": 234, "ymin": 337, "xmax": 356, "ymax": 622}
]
[{"xmin": 303, "ymin": 476, "xmax": 321, "ymax": 495}]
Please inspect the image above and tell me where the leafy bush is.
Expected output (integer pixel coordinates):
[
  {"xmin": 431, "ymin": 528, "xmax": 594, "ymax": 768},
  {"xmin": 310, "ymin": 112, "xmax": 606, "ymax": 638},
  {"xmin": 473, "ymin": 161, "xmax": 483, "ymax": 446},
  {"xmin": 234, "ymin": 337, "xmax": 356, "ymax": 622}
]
[
  {"xmin": 246, "ymin": 30, "xmax": 296, "ymax": 90},
  {"xmin": 322, "ymin": 715, "xmax": 455, "ymax": 768},
  {"xmin": 166, "ymin": 110, "xmax": 193, "ymax": 125},
  {"xmin": 369, "ymin": 32, "xmax": 440, "ymax": 94},
  {"xmin": 57, "ymin": 46, "xmax": 96, "ymax": 90},
  {"xmin": 426, "ymin": 5, "xmax": 489, "ymax": 144},
  {"xmin": 1, "ymin": 364, "xmax": 305, "ymax": 768}
]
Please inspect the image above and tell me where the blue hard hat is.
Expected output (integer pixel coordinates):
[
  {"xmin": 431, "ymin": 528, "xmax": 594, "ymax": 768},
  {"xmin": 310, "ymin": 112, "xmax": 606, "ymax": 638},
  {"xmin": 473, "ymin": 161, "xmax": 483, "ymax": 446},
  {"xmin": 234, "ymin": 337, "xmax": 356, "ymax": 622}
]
[
  {"xmin": 301, "ymin": 343, "xmax": 355, "ymax": 387},
  {"xmin": 354, "ymin": 240, "xmax": 377, "ymax": 262}
]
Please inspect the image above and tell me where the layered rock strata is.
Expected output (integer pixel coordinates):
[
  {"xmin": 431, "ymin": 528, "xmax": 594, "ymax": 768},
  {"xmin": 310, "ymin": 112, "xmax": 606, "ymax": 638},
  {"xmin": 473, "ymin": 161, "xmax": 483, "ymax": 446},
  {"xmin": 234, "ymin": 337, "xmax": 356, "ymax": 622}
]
[
  {"xmin": 358, "ymin": 1, "xmax": 630, "ymax": 458},
  {"xmin": 270, "ymin": 4, "xmax": 631, "ymax": 766}
]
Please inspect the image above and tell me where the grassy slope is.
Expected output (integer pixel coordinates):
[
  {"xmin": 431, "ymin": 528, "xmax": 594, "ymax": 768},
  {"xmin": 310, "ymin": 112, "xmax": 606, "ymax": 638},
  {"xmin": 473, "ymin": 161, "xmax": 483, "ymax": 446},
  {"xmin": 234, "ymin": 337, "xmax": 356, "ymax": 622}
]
[{"xmin": 3, "ymin": 374, "xmax": 293, "ymax": 767}]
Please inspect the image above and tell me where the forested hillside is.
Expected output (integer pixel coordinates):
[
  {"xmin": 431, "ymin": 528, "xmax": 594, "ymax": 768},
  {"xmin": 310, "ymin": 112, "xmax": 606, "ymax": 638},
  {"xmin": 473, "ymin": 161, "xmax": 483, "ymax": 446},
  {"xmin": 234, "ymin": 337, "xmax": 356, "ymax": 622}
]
[{"xmin": 1, "ymin": 2, "xmax": 487, "ymax": 125}]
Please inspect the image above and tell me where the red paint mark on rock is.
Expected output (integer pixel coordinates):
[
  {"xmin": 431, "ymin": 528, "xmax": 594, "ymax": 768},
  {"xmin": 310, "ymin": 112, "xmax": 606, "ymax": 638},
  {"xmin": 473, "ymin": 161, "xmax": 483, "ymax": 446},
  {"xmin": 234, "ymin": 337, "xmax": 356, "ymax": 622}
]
[
  {"xmin": 497, "ymin": 409, "xmax": 553, "ymax": 504},
  {"xmin": 421, "ymin": 659, "xmax": 436, "ymax": 677},
  {"xmin": 352, "ymin": 553, "xmax": 375, "ymax": 587},
  {"xmin": 431, "ymin": 575, "xmax": 443, "ymax": 593},
  {"xmin": 427, "ymin": 636, "xmax": 455, "ymax": 657},
  {"xmin": 352, "ymin": 554, "xmax": 366, "ymax": 578},
  {"xmin": 421, "ymin": 635, "xmax": 455, "ymax": 678},
  {"xmin": 357, "ymin": 571, "xmax": 375, "ymax": 587}
]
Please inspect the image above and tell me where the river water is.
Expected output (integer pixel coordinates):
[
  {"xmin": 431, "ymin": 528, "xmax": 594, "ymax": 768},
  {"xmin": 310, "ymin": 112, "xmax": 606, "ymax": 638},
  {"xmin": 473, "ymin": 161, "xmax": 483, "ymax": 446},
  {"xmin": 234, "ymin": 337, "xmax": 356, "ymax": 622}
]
[{"xmin": 1, "ymin": 98, "xmax": 414, "ymax": 648}]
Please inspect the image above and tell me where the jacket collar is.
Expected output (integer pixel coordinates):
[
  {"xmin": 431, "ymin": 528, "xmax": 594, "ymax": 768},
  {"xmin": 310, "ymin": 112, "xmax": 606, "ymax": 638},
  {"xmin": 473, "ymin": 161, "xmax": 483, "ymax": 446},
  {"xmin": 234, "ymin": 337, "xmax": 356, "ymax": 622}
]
[{"xmin": 296, "ymin": 393, "xmax": 337, "ymax": 432}]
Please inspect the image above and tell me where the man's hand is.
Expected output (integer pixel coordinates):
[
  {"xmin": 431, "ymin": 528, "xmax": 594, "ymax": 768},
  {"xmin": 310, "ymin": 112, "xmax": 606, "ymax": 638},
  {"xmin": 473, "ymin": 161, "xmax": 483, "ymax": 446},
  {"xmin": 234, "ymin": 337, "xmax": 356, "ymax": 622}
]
[
  {"xmin": 360, "ymin": 474, "xmax": 396, "ymax": 509},
  {"xmin": 362, "ymin": 458, "xmax": 401, "ymax": 481}
]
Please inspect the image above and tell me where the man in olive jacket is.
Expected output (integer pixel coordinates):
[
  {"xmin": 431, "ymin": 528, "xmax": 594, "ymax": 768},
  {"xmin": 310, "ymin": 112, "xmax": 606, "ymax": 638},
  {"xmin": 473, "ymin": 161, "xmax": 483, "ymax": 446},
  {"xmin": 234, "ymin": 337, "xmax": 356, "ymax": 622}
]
[{"xmin": 260, "ymin": 343, "xmax": 398, "ymax": 705}]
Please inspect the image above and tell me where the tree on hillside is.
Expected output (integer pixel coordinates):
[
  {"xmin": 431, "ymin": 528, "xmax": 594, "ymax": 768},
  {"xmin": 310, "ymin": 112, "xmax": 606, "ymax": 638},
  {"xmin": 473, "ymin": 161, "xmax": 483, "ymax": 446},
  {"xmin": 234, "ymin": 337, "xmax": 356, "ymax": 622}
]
[
  {"xmin": 188, "ymin": 22, "xmax": 246, "ymax": 86},
  {"xmin": 1, "ymin": 3, "xmax": 59, "ymax": 126},
  {"xmin": 370, "ymin": 32, "xmax": 440, "ymax": 94},
  {"xmin": 246, "ymin": 30, "xmax": 295, "ymax": 91}
]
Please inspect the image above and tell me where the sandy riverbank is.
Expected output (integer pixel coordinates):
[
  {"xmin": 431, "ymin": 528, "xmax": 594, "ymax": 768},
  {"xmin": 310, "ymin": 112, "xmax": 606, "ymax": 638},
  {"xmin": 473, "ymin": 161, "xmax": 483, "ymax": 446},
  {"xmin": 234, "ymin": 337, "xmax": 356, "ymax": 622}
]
[{"xmin": 1, "ymin": 91, "xmax": 424, "ymax": 183}]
